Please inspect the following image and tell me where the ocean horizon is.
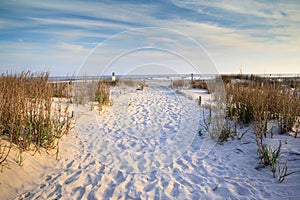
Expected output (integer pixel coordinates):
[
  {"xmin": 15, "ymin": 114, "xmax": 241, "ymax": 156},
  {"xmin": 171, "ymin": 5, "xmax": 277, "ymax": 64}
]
[{"xmin": 49, "ymin": 73, "xmax": 300, "ymax": 82}]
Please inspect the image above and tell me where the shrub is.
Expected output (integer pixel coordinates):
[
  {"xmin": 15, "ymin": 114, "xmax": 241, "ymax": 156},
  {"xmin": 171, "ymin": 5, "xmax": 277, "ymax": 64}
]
[
  {"xmin": 172, "ymin": 79, "xmax": 186, "ymax": 88},
  {"xmin": 191, "ymin": 80, "xmax": 208, "ymax": 89}
]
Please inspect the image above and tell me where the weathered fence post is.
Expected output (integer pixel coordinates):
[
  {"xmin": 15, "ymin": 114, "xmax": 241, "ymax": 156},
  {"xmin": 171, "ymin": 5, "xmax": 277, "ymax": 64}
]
[{"xmin": 198, "ymin": 96, "xmax": 202, "ymax": 106}]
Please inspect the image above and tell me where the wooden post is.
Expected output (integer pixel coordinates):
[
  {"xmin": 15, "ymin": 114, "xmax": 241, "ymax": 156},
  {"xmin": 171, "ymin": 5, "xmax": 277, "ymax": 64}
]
[{"xmin": 198, "ymin": 96, "xmax": 202, "ymax": 106}]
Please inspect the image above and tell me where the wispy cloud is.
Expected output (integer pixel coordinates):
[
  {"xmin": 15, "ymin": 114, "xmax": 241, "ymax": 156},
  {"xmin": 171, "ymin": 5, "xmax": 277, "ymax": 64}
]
[
  {"xmin": 59, "ymin": 42, "xmax": 88, "ymax": 53},
  {"xmin": 0, "ymin": 0, "xmax": 299, "ymax": 75}
]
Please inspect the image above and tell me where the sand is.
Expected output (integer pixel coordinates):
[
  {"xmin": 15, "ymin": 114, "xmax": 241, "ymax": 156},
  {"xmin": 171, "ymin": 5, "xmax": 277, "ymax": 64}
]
[{"xmin": 1, "ymin": 82, "xmax": 300, "ymax": 199}]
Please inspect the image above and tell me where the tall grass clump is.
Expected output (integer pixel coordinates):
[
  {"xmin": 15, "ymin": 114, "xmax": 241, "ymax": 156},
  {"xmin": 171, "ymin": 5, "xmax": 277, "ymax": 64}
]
[
  {"xmin": 0, "ymin": 71, "xmax": 71, "ymax": 166},
  {"xmin": 73, "ymin": 77, "xmax": 89, "ymax": 106},
  {"xmin": 191, "ymin": 80, "xmax": 208, "ymax": 90},
  {"xmin": 95, "ymin": 80, "xmax": 111, "ymax": 110},
  {"xmin": 223, "ymin": 75, "xmax": 300, "ymax": 181},
  {"xmin": 48, "ymin": 81, "xmax": 73, "ymax": 99},
  {"xmin": 224, "ymin": 76, "xmax": 300, "ymax": 135},
  {"xmin": 73, "ymin": 78, "xmax": 111, "ymax": 113},
  {"xmin": 172, "ymin": 79, "xmax": 186, "ymax": 88}
]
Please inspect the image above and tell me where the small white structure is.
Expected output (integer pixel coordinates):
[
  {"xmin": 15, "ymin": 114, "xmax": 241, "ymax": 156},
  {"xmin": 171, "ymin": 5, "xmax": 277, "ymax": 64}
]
[{"xmin": 112, "ymin": 72, "xmax": 115, "ymax": 82}]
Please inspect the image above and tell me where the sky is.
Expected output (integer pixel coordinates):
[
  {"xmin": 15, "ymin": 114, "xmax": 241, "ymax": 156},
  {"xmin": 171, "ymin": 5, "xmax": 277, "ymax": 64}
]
[{"xmin": 0, "ymin": 0, "xmax": 299, "ymax": 76}]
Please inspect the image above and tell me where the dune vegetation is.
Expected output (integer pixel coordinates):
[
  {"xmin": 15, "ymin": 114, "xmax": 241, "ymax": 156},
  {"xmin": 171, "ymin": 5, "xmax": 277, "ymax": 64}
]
[{"xmin": 0, "ymin": 71, "xmax": 113, "ymax": 167}]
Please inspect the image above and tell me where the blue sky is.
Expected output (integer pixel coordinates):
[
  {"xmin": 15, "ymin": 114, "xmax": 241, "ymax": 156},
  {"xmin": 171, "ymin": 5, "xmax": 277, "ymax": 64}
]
[{"xmin": 0, "ymin": 0, "xmax": 299, "ymax": 76}]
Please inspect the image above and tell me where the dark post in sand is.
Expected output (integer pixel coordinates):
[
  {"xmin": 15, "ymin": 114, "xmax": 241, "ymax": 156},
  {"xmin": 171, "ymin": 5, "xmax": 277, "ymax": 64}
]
[{"xmin": 198, "ymin": 96, "xmax": 202, "ymax": 106}]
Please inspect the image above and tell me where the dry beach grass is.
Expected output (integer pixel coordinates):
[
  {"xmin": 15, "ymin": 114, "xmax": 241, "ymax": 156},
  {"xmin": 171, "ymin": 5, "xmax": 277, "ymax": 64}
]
[
  {"xmin": 0, "ymin": 72, "xmax": 300, "ymax": 199},
  {"xmin": 0, "ymin": 72, "xmax": 73, "ymax": 167},
  {"xmin": 221, "ymin": 75, "xmax": 300, "ymax": 181}
]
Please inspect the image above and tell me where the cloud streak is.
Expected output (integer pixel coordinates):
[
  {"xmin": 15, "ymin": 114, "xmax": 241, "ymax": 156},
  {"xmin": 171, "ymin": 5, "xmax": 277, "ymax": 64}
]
[{"xmin": 0, "ymin": 0, "xmax": 299, "ymax": 75}]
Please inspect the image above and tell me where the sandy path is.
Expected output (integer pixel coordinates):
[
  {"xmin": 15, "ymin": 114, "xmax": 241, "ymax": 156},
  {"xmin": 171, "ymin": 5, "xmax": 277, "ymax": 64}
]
[{"xmin": 10, "ymin": 85, "xmax": 300, "ymax": 199}]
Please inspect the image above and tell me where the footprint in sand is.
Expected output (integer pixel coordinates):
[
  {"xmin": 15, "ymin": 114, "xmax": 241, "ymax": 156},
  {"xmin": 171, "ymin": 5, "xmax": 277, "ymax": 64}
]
[{"xmin": 64, "ymin": 170, "xmax": 82, "ymax": 185}]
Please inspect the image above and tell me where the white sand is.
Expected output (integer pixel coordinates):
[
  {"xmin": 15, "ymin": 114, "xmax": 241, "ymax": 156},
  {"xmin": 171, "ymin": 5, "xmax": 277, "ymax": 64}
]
[{"xmin": 1, "ymin": 83, "xmax": 300, "ymax": 199}]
